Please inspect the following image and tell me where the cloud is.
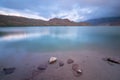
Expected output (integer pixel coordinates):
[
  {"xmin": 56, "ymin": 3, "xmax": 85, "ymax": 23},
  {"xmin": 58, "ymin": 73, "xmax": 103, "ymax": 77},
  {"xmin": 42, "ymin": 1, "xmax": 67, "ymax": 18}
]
[
  {"xmin": 0, "ymin": 7, "xmax": 95, "ymax": 22},
  {"xmin": 51, "ymin": 10, "xmax": 84, "ymax": 22},
  {"xmin": 51, "ymin": 6, "xmax": 95, "ymax": 21},
  {"xmin": 0, "ymin": 7, "xmax": 48, "ymax": 20},
  {"xmin": 58, "ymin": 0, "xmax": 120, "ymax": 7}
]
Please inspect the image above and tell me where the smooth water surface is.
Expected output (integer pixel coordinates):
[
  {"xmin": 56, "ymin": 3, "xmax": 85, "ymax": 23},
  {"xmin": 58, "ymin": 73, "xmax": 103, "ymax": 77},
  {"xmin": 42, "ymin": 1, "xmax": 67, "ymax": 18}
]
[{"xmin": 0, "ymin": 27, "xmax": 120, "ymax": 52}]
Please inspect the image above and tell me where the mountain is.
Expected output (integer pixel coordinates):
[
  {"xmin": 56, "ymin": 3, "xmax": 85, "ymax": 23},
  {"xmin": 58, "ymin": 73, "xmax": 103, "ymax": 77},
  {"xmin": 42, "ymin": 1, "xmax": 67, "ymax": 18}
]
[
  {"xmin": 48, "ymin": 18, "xmax": 77, "ymax": 26},
  {"xmin": 0, "ymin": 14, "xmax": 47, "ymax": 26},
  {"xmin": 48, "ymin": 18, "xmax": 90, "ymax": 26},
  {"xmin": 0, "ymin": 14, "xmax": 89, "ymax": 26},
  {"xmin": 86, "ymin": 17, "xmax": 120, "ymax": 26}
]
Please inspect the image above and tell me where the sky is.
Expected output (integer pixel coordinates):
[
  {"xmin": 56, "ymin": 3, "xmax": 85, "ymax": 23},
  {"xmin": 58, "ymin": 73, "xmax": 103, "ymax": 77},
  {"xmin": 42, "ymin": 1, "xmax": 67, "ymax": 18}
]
[{"xmin": 0, "ymin": 0, "xmax": 120, "ymax": 22}]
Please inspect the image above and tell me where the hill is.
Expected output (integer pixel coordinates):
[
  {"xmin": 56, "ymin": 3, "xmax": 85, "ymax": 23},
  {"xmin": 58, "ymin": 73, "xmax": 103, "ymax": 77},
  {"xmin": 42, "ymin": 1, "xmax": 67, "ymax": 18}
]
[{"xmin": 0, "ymin": 15, "xmax": 89, "ymax": 26}]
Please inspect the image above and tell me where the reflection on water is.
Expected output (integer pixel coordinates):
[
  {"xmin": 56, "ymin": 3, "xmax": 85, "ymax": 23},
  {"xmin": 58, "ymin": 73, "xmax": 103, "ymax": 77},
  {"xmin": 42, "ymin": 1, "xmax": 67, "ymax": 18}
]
[
  {"xmin": 0, "ymin": 26, "xmax": 120, "ymax": 53},
  {"xmin": 0, "ymin": 27, "xmax": 120, "ymax": 42},
  {"xmin": 0, "ymin": 27, "xmax": 79, "ymax": 41}
]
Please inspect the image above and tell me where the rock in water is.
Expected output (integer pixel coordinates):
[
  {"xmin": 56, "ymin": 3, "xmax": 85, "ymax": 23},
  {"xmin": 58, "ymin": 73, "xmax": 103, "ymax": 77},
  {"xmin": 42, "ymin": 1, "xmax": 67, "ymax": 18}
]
[
  {"xmin": 37, "ymin": 64, "xmax": 47, "ymax": 70},
  {"xmin": 72, "ymin": 64, "xmax": 82, "ymax": 74},
  {"xmin": 59, "ymin": 61, "xmax": 64, "ymax": 67},
  {"xmin": 106, "ymin": 57, "xmax": 120, "ymax": 64},
  {"xmin": 3, "ymin": 67, "xmax": 16, "ymax": 75},
  {"xmin": 67, "ymin": 59, "xmax": 74, "ymax": 64},
  {"xmin": 49, "ymin": 57, "xmax": 57, "ymax": 64}
]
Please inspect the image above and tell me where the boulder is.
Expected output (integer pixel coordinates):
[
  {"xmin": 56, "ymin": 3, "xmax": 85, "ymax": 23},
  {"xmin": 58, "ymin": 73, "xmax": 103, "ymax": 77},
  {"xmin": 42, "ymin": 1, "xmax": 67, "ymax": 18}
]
[
  {"xmin": 67, "ymin": 59, "xmax": 74, "ymax": 64},
  {"xmin": 49, "ymin": 57, "xmax": 57, "ymax": 64},
  {"xmin": 3, "ymin": 67, "xmax": 16, "ymax": 75},
  {"xmin": 59, "ymin": 61, "xmax": 64, "ymax": 67}
]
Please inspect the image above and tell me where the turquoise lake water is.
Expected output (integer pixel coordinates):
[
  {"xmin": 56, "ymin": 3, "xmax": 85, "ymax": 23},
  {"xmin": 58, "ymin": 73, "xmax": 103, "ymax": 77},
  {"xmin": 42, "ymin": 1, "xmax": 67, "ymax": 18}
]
[{"xmin": 0, "ymin": 27, "xmax": 120, "ymax": 53}]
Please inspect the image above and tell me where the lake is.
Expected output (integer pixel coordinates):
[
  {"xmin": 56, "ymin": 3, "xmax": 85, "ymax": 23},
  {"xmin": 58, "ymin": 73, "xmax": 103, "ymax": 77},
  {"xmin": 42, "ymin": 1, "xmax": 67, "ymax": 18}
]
[{"xmin": 0, "ymin": 26, "xmax": 120, "ymax": 80}]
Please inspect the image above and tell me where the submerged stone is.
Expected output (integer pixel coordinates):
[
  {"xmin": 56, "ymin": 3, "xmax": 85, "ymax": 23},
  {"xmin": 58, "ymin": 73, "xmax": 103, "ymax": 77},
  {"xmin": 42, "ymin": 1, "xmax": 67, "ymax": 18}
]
[
  {"xmin": 72, "ymin": 64, "xmax": 82, "ymax": 76},
  {"xmin": 37, "ymin": 64, "xmax": 47, "ymax": 70},
  {"xmin": 67, "ymin": 59, "xmax": 74, "ymax": 64},
  {"xmin": 59, "ymin": 61, "xmax": 64, "ymax": 67},
  {"xmin": 106, "ymin": 57, "xmax": 120, "ymax": 64},
  {"xmin": 103, "ymin": 57, "xmax": 120, "ymax": 65}
]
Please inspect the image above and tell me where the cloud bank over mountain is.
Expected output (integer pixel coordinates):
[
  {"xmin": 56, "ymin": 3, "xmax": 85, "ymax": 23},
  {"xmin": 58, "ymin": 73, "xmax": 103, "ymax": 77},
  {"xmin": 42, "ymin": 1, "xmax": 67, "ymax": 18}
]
[{"xmin": 0, "ymin": 0, "xmax": 120, "ymax": 21}]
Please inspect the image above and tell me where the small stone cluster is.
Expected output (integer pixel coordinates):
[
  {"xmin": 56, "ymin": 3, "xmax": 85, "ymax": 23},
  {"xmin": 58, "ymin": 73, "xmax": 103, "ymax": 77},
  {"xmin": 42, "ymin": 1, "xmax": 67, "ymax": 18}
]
[{"xmin": 48, "ymin": 57, "xmax": 82, "ymax": 76}]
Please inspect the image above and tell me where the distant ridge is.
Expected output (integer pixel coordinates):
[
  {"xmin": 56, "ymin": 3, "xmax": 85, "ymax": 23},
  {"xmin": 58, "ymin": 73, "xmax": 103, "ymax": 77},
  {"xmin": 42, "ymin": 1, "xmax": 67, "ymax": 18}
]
[
  {"xmin": 0, "ymin": 14, "xmax": 89, "ymax": 26},
  {"xmin": 86, "ymin": 17, "xmax": 120, "ymax": 26}
]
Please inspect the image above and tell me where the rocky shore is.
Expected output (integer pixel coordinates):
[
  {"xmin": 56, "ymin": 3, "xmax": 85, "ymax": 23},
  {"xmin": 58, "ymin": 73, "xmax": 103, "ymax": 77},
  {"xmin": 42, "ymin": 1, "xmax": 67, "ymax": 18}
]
[{"xmin": 0, "ymin": 55, "xmax": 120, "ymax": 80}]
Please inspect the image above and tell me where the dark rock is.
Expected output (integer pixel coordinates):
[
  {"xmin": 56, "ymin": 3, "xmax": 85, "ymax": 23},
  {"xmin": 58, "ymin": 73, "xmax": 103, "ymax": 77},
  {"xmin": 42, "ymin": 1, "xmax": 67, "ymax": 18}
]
[
  {"xmin": 3, "ymin": 67, "xmax": 16, "ymax": 75},
  {"xmin": 67, "ymin": 59, "xmax": 74, "ymax": 64},
  {"xmin": 106, "ymin": 57, "xmax": 120, "ymax": 64},
  {"xmin": 59, "ymin": 61, "xmax": 64, "ymax": 67},
  {"xmin": 37, "ymin": 64, "xmax": 47, "ymax": 70},
  {"xmin": 103, "ymin": 57, "xmax": 120, "ymax": 65}
]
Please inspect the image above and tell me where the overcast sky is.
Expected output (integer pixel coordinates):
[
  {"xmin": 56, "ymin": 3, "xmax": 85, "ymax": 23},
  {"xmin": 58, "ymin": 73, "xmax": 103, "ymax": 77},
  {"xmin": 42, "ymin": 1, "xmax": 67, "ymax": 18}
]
[{"xmin": 0, "ymin": 0, "xmax": 120, "ymax": 21}]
